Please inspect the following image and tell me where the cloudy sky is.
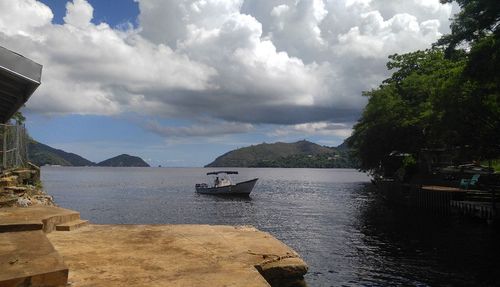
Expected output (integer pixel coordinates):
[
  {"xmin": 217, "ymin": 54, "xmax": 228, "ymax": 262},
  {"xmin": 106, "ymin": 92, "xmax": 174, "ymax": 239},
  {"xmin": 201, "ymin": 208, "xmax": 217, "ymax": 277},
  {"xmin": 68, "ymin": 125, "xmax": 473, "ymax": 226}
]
[{"xmin": 0, "ymin": 0, "xmax": 458, "ymax": 166}]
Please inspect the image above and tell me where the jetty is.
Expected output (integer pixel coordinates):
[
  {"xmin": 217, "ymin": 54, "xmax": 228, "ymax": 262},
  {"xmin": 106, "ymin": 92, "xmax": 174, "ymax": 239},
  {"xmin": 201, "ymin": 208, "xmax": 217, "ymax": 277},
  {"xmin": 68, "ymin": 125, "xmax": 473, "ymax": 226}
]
[
  {"xmin": 376, "ymin": 179, "xmax": 500, "ymax": 223},
  {"xmin": 0, "ymin": 206, "xmax": 308, "ymax": 287}
]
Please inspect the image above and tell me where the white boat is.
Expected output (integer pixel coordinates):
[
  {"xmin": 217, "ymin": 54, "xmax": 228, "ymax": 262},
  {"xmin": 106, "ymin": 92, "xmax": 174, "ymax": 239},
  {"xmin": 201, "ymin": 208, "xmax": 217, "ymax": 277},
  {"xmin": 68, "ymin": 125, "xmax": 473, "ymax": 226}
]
[{"xmin": 195, "ymin": 171, "xmax": 258, "ymax": 196}]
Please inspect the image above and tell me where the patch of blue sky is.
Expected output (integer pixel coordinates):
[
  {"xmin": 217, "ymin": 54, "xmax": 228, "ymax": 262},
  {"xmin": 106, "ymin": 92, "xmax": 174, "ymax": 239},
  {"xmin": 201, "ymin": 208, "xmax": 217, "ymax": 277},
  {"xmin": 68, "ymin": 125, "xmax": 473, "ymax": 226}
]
[
  {"xmin": 38, "ymin": 0, "xmax": 139, "ymax": 28},
  {"xmin": 25, "ymin": 113, "xmax": 161, "ymax": 144}
]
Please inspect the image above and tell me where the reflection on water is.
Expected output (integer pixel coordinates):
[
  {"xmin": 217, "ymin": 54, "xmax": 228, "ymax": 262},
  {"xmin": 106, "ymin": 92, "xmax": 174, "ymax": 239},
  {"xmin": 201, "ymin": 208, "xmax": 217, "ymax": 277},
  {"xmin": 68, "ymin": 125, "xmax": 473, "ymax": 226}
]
[
  {"xmin": 41, "ymin": 167, "xmax": 500, "ymax": 286},
  {"xmin": 353, "ymin": 185, "xmax": 500, "ymax": 286}
]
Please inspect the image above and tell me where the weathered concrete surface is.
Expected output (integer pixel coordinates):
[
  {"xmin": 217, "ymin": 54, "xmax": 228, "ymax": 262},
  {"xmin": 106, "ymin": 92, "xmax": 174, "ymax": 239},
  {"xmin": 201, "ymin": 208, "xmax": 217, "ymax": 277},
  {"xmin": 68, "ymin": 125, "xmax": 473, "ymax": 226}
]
[
  {"xmin": 0, "ymin": 230, "xmax": 68, "ymax": 287},
  {"xmin": 47, "ymin": 224, "xmax": 308, "ymax": 287},
  {"xmin": 55, "ymin": 219, "xmax": 89, "ymax": 231},
  {"xmin": 0, "ymin": 206, "xmax": 80, "ymax": 233}
]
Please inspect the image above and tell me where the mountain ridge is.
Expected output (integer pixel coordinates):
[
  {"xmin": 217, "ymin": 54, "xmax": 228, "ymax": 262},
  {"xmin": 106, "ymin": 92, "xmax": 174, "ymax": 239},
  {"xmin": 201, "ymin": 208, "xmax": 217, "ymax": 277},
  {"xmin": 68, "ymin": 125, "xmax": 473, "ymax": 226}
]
[
  {"xmin": 205, "ymin": 140, "xmax": 357, "ymax": 168},
  {"xmin": 28, "ymin": 140, "xmax": 95, "ymax": 167},
  {"xmin": 28, "ymin": 140, "xmax": 149, "ymax": 167}
]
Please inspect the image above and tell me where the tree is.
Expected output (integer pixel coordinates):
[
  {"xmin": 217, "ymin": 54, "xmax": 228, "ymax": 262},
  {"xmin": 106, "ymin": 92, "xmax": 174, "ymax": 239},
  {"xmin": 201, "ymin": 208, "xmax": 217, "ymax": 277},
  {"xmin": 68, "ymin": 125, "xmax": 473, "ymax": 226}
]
[
  {"xmin": 437, "ymin": 0, "xmax": 500, "ymax": 162},
  {"xmin": 349, "ymin": 49, "xmax": 466, "ymax": 172},
  {"xmin": 350, "ymin": 1, "xmax": 500, "ymax": 174},
  {"xmin": 437, "ymin": 0, "xmax": 500, "ymax": 51}
]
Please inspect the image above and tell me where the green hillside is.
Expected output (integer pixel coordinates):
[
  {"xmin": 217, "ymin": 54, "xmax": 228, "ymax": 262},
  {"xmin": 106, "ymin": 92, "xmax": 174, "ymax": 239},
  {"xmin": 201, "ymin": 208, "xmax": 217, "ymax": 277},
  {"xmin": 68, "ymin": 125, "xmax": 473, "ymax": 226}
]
[
  {"xmin": 97, "ymin": 154, "xmax": 150, "ymax": 167},
  {"xmin": 205, "ymin": 140, "xmax": 358, "ymax": 168},
  {"xmin": 28, "ymin": 140, "xmax": 95, "ymax": 166}
]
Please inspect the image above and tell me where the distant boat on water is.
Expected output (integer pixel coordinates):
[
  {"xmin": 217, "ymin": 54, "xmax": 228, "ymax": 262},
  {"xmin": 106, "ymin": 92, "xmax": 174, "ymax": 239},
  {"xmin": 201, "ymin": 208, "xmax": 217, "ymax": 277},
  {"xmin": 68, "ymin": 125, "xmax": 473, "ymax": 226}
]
[{"xmin": 195, "ymin": 171, "xmax": 258, "ymax": 196}]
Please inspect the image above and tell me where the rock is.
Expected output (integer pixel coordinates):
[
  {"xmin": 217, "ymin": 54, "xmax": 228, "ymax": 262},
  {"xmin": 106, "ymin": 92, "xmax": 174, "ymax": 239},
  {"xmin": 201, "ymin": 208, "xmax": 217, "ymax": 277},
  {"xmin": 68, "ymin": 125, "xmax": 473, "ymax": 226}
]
[
  {"xmin": 0, "ymin": 197, "xmax": 18, "ymax": 207},
  {"xmin": 12, "ymin": 169, "xmax": 37, "ymax": 185},
  {"xmin": 256, "ymin": 257, "xmax": 308, "ymax": 287},
  {"xmin": 17, "ymin": 197, "xmax": 31, "ymax": 207},
  {"xmin": 5, "ymin": 186, "xmax": 27, "ymax": 194},
  {"xmin": 0, "ymin": 167, "xmax": 54, "ymax": 208},
  {"xmin": 0, "ymin": 176, "xmax": 19, "ymax": 187}
]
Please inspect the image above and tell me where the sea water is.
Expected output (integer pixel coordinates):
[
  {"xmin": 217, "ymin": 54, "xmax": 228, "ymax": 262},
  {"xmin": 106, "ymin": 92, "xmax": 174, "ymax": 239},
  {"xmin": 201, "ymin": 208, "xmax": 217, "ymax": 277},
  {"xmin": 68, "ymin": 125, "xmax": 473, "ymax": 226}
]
[{"xmin": 41, "ymin": 167, "xmax": 500, "ymax": 286}]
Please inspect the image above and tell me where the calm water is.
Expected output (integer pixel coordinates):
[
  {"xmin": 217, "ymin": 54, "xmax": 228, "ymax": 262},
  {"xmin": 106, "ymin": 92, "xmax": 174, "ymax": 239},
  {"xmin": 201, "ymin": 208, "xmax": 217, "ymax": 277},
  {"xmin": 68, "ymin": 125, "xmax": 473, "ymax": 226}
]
[{"xmin": 41, "ymin": 167, "xmax": 500, "ymax": 286}]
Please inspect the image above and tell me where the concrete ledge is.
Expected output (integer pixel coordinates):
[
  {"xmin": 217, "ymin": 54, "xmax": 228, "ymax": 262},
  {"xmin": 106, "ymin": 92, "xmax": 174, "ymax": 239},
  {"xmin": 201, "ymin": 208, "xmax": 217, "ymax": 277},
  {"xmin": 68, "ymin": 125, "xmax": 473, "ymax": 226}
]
[
  {"xmin": 0, "ymin": 230, "xmax": 68, "ymax": 287},
  {"xmin": 0, "ymin": 206, "xmax": 81, "ymax": 233},
  {"xmin": 0, "ymin": 222, "xmax": 43, "ymax": 233},
  {"xmin": 47, "ymin": 224, "xmax": 308, "ymax": 287}
]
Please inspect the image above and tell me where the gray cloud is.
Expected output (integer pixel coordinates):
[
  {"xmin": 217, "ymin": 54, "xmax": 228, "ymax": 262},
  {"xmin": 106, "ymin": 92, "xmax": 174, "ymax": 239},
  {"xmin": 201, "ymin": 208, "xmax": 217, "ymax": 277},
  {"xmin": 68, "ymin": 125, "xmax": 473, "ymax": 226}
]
[
  {"xmin": 146, "ymin": 120, "xmax": 254, "ymax": 138},
  {"xmin": 0, "ymin": 0, "xmax": 455, "ymax": 137}
]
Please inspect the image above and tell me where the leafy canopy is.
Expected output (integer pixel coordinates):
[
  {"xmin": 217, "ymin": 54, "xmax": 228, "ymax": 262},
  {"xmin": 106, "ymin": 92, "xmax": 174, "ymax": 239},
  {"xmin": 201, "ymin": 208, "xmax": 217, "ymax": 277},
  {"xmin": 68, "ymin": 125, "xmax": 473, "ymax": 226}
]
[{"xmin": 350, "ymin": 0, "xmax": 500, "ymax": 173}]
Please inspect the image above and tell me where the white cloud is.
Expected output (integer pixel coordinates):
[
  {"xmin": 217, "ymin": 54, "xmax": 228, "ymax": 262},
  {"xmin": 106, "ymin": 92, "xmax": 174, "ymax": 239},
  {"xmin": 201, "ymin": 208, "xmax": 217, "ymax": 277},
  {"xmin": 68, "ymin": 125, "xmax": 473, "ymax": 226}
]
[
  {"xmin": 271, "ymin": 122, "xmax": 353, "ymax": 138},
  {"xmin": 0, "ymin": 0, "xmax": 52, "ymax": 37},
  {"xmin": 0, "ymin": 0, "xmax": 215, "ymax": 116},
  {"xmin": 335, "ymin": 11, "xmax": 442, "ymax": 58},
  {"xmin": 63, "ymin": 0, "xmax": 93, "ymax": 27},
  {"xmin": 0, "ymin": 0, "xmax": 456, "ymax": 138}
]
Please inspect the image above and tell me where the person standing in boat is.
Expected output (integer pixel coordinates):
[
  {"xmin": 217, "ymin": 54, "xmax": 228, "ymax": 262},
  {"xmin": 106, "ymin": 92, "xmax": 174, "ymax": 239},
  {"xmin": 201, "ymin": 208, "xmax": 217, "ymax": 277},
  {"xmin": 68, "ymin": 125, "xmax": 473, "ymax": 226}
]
[{"xmin": 214, "ymin": 176, "xmax": 220, "ymax": 187}]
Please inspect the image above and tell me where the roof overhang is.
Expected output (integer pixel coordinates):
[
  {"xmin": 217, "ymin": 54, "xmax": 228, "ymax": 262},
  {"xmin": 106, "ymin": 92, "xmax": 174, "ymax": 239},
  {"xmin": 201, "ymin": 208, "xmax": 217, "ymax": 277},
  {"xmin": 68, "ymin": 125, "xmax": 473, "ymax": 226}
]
[{"xmin": 0, "ymin": 46, "xmax": 42, "ymax": 123}]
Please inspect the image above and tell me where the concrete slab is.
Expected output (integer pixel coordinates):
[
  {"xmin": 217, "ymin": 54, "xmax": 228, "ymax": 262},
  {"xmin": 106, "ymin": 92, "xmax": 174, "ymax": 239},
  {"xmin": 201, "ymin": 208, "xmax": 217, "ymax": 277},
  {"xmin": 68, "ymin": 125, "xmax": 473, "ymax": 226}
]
[
  {"xmin": 0, "ymin": 206, "xmax": 80, "ymax": 233},
  {"xmin": 0, "ymin": 230, "xmax": 68, "ymax": 287},
  {"xmin": 47, "ymin": 224, "xmax": 307, "ymax": 287},
  {"xmin": 56, "ymin": 219, "xmax": 89, "ymax": 231}
]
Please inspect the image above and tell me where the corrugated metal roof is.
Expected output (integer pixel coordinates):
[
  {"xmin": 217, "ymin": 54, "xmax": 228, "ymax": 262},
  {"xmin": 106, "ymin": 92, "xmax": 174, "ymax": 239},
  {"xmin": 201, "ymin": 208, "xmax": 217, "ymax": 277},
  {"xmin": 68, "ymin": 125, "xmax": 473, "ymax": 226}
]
[{"xmin": 0, "ymin": 46, "xmax": 42, "ymax": 123}]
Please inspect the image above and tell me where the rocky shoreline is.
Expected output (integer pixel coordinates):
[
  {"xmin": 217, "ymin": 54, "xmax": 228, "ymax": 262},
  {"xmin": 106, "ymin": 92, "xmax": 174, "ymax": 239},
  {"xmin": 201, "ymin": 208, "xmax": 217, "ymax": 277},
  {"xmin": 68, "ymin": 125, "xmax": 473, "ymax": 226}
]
[{"xmin": 0, "ymin": 165, "xmax": 55, "ymax": 208}]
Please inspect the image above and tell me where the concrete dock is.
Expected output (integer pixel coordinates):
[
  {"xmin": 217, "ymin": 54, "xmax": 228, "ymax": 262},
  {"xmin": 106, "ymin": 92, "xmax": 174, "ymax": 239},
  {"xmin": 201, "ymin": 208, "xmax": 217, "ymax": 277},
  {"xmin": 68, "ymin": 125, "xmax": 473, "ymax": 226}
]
[
  {"xmin": 48, "ymin": 224, "xmax": 307, "ymax": 286},
  {"xmin": 0, "ymin": 206, "xmax": 307, "ymax": 287}
]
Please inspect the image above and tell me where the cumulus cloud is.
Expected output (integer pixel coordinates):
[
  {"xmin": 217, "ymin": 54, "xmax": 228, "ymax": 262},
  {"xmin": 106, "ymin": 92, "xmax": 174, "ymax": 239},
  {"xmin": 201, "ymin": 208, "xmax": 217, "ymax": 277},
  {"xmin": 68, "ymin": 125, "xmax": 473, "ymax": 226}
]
[
  {"xmin": 63, "ymin": 0, "xmax": 93, "ymax": 27},
  {"xmin": 0, "ymin": 0, "xmax": 456, "ymax": 138},
  {"xmin": 0, "ymin": 0, "xmax": 215, "ymax": 116}
]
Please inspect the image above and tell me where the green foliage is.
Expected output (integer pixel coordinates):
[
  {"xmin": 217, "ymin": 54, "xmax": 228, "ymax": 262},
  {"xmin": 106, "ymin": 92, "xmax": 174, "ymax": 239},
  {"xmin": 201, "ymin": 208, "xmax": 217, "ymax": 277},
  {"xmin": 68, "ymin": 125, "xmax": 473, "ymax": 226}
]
[
  {"xmin": 350, "ymin": 48, "xmax": 499, "ymax": 172},
  {"xmin": 254, "ymin": 151, "xmax": 357, "ymax": 168},
  {"xmin": 350, "ymin": 1, "xmax": 500, "ymax": 174},
  {"xmin": 11, "ymin": 111, "xmax": 26, "ymax": 125},
  {"xmin": 481, "ymin": 159, "xmax": 500, "ymax": 172},
  {"xmin": 402, "ymin": 155, "xmax": 417, "ymax": 168},
  {"xmin": 437, "ymin": 0, "xmax": 500, "ymax": 51}
]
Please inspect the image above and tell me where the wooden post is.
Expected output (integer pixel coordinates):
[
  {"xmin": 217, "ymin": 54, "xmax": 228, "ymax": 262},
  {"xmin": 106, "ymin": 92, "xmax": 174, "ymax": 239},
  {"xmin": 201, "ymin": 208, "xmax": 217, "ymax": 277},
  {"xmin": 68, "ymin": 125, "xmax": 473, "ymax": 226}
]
[
  {"xmin": 15, "ymin": 125, "xmax": 20, "ymax": 167},
  {"xmin": 2, "ymin": 125, "xmax": 7, "ymax": 169}
]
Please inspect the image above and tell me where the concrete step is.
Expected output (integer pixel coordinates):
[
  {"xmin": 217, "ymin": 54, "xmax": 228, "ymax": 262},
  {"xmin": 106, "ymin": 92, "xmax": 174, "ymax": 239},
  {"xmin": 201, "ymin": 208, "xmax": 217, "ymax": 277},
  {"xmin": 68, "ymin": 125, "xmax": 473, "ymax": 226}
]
[
  {"xmin": 56, "ymin": 219, "xmax": 89, "ymax": 231},
  {"xmin": 0, "ymin": 230, "xmax": 68, "ymax": 286},
  {"xmin": 0, "ymin": 206, "xmax": 82, "ymax": 233}
]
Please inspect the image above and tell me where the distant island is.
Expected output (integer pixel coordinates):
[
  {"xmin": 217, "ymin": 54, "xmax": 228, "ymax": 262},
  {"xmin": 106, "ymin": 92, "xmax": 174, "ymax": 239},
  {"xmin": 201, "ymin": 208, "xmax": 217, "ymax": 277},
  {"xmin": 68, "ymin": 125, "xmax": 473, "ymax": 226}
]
[
  {"xmin": 205, "ymin": 140, "xmax": 358, "ymax": 168},
  {"xmin": 28, "ymin": 140, "xmax": 149, "ymax": 167},
  {"xmin": 97, "ymin": 154, "xmax": 150, "ymax": 167}
]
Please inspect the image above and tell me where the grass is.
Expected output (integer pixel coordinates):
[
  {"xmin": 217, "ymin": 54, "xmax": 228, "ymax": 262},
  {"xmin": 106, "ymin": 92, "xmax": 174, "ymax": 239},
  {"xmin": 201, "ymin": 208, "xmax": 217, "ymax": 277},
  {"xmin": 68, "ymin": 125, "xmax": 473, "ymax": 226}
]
[{"xmin": 481, "ymin": 159, "xmax": 500, "ymax": 172}]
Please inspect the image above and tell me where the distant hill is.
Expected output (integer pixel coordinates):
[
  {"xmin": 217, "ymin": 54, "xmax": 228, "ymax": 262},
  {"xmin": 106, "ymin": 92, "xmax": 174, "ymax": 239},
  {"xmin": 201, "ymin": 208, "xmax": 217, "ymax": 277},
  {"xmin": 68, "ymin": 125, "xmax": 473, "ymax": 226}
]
[
  {"xmin": 28, "ymin": 140, "xmax": 149, "ymax": 167},
  {"xmin": 28, "ymin": 140, "xmax": 95, "ymax": 166},
  {"xmin": 205, "ymin": 140, "xmax": 358, "ymax": 168},
  {"xmin": 97, "ymin": 154, "xmax": 150, "ymax": 167}
]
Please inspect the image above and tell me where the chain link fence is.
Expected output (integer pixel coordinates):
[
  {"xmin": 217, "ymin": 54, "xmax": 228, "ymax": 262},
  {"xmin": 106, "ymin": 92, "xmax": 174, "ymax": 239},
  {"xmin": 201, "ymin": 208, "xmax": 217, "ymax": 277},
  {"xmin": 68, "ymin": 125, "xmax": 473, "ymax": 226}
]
[{"xmin": 0, "ymin": 123, "xmax": 29, "ymax": 170}]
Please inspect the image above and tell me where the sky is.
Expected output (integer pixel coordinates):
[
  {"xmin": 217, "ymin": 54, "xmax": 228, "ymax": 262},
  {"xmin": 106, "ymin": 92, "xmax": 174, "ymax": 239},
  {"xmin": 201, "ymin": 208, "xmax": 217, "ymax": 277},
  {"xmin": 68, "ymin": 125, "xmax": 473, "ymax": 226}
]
[{"xmin": 0, "ymin": 0, "xmax": 459, "ymax": 166}]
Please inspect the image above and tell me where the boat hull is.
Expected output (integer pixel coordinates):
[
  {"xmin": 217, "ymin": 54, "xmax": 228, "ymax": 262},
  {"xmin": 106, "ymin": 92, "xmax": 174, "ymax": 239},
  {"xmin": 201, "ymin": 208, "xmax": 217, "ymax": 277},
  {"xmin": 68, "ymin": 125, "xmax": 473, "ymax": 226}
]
[{"xmin": 195, "ymin": 178, "xmax": 258, "ymax": 196}]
